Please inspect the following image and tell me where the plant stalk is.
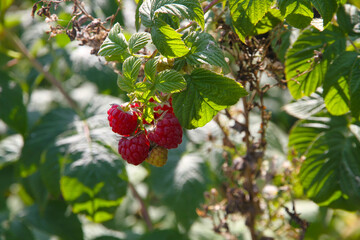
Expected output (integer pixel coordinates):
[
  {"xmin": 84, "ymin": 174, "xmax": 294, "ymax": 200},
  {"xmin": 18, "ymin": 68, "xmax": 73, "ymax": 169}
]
[
  {"xmin": 129, "ymin": 183, "xmax": 154, "ymax": 231},
  {"xmin": 6, "ymin": 30, "xmax": 80, "ymax": 112}
]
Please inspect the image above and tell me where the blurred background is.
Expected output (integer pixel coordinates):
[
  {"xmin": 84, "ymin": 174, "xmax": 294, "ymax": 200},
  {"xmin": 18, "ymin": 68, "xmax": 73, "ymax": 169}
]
[{"xmin": 1, "ymin": 0, "xmax": 360, "ymax": 239}]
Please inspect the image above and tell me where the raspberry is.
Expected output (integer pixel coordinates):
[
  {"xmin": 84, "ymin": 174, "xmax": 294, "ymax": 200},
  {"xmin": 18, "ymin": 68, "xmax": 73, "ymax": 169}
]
[
  {"xmin": 154, "ymin": 103, "xmax": 174, "ymax": 119},
  {"xmin": 145, "ymin": 146, "xmax": 168, "ymax": 167},
  {"xmin": 148, "ymin": 113, "xmax": 183, "ymax": 149},
  {"xmin": 108, "ymin": 104, "xmax": 138, "ymax": 136},
  {"xmin": 153, "ymin": 98, "xmax": 173, "ymax": 119},
  {"xmin": 118, "ymin": 133, "xmax": 150, "ymax": 165}
]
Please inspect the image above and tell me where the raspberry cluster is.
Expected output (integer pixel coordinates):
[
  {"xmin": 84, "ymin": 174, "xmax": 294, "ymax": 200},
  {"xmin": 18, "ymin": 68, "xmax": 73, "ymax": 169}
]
[{"xmin": 107, "ymin": 100, "xmax": 182, "ymax": 166}]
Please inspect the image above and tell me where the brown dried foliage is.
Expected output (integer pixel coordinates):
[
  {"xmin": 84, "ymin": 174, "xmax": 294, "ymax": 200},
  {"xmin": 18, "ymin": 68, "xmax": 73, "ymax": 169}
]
[{"xmin": 31, "ymin": 0, "xmax": 121, "ymax": 55}]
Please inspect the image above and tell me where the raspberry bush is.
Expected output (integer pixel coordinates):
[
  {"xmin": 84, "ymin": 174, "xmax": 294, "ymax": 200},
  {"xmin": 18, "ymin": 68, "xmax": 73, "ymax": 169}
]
[{"xmin": 1, "ymin": 0, "xmax": 360, "ymax": 239}]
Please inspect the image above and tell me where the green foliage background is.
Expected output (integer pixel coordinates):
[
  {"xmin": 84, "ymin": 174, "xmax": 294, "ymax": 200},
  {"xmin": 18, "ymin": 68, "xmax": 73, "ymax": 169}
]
[{"xmin": 1, "ymin": 0, "xmax": 360, "ymax": 239}]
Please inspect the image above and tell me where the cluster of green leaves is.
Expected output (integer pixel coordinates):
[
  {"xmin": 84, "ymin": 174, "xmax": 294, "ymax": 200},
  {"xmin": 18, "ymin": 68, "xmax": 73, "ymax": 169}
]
[
  {"xmin": 98, "ymin": 0, "xmax": 248, "ymax": 129},
  {"xmin": 228, "ymin": 0, "xmax": 346, "ymax": 41},
  {"xmin": 283, "ymin": 3, "xmax": 360, "ymax": 210},
  {"xmin": 1, "ymin": 0, "xmax": 360, "ymax": 239},
  {"xmin": 0, "ymin": 0, "xmax": 248, "ymax": 238}
]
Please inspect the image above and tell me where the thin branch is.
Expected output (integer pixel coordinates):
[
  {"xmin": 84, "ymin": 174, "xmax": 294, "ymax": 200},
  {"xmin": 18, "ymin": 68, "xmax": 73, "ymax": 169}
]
[
  {"xmin": 73, "ymin": 0, "xmax": 108, "ymax": 31},
  {"xmin": 6, "ymin": 30, "xmax": 79, "ymax": 112},
  {"xmin": 129, "ymin": 183, "xmax": 154, "ymax": 231},
  {"xmin": 203, "ymin": 0, "xmax": 222, "ymax": 13},
  {"xmin": 177, "ymin": 0, "xmax": 222, "ymax": 33},
  {"xmin": 176, "ymin": 21, "xmax": 197, "ymax": 33},
  {"xmin": 347, "ymin": 35, "xmax": 360, "ymax": 53}
]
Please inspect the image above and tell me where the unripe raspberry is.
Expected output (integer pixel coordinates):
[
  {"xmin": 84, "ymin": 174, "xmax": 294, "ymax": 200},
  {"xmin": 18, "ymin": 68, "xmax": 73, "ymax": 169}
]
[
  {"xmin": 145, "ymin": 146, "xmax": 168, "ymax": 167},
  {"xmin": 148, "ymin": 113, "xmax": 182, "ymax": 149},
  {"xmin": 108, "ymin": 104, "xmax": 138, "ymax": 136},
  {"xmin": 118, "ymin": 133, "xmax": 150, "ymax": 165}
]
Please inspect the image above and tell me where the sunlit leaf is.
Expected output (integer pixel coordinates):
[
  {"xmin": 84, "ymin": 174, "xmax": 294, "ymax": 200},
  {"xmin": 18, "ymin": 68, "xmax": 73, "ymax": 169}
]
[
  {"xmin": 128, "ymin": 32, "xmax": 151, "ymax": 54},
  {"xmin": 279, "ymin": 0, "xmax": 313, "ymax": 29},
  {"xmin": 289, "ymin": 116, "xmax": 360, "ymax": 210},
  {"xmin": 283, "ymin": 91, "xmax": 325, "ymax": 119},
  {"xmin": 139, "ymin": 0, "xmax": 204, "ymax": 28},
  {"xmin": 155, "ymin": 69, "xmax": 186, "ymax": 93},
  {"xmin": 285, "ymin": 26, "xmax": 346, "ymax": 99},
  {"xmin": 98, "ymin": 23, "xmax": 129, "ymax": 59},
  {"xmin": 184, "ymin": 31, "xmax": 229, "ymax": 72},
  {"xmin": 151, "ymin": 18, "xmax": 189, "ymax": 58},
  {"xmin": 323, "ymin": 51, "xmax": 358, "ymax": 116},
  {"xmin": 173, "ymin": 68, "xmax": 247, "ymax": 129},
  {"xmin": 229, "ymin": 0, "xmax": 274, "ymax": 41}
]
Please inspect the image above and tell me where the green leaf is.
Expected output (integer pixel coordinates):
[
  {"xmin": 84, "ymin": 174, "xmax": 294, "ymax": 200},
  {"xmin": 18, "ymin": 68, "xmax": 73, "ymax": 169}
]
[
  {"xmin": 19, "ymin": 108, "xmax": 77, "ymax": 177},
  {"xmin": 279, "ymin": 0, "xmax": 314, "ymax": 28},
  {"xmin": 57, "ymin": 96, "xmax": 128, "ymax": 222},
  {"xmin": 61, "ymin": 155, "xmax": 127, "ymax": 222},
  {"xmin": 229, "ymin": 0, "xmax": 274, "ymax": 41},
  {"xmin": 117, "ymin": 75, "xmax": 134, "ymax": 93},
  {"xmin": 123, "ymin": 56, "xmax": 142, "ymax": 80},
  {"xmin": 159, "ymin": 13, "xmax": 180, "ymax": 29},
  {"xmin": 252, "ymin": 8, "xmax": 284, "ymax": 35},
  {"xmin": 151, "ymin": 18, "xmax": 189, "ymax": 58},
  {"xmin": 173, "ymin": 68, "xmax": 247, "ymax": 129},
  {"xmin": 279, "ymin": 0, "xmax": 313, "ymax": 29},
  {"xmin": 337, "ymin": 4, "xmax": 360, "ymax": 36},
  {"xmin": 349, "ymin": 0, "xmax": 360, "ymax": 8},
  {"xmin": 98, "ymin": 23, "xmax": 129, "ymax": 58},
  {"xmin": 173, "ymin": 81, "xmax": 217, "ymax": 129},
  {"xmin": 289, "ymin": 116, "xmax": 360, "ymax": 210},
  {"xmin": 184, "ymin": 31, "xmax": 229, "ymax": 72},
  {"xmin": 135, "ymin": 82, "xmax": 155, "ymax": 102},
  {"xmin": 117, "ymin": 56, "xmax": 142, "ymax": 92},
  {"xmin": 23, "ymin": 201, "xmax": 83, "ymax": 240},
  {"xmin": 155, "ymin": 69, "xmax": 186, "ymax": 93},
  {"xmin": 128, "ymin": 32, "xmax": 151, "ymax": 54},
  {"xmin": 5, "ymin": 219, "xmax": 35, "ymax": 240},
  {"xmin": 0, "ymin": 71, "xmax": 27, "ymax": 135},
  {"xmin": 149, "ymin": 152, "xmax": 210, "ymax": 229},
  {"xmin": 0, "ymin": 0, "xmax": 14, "ymax": 12},
  {"xmin": 145, "ymin": 58, "xmax": 158, "ymax": 82},
  {"xmin": 283, "ymin": 91, "xmax": 325, "ymax": 119},
  {"xmin": 21, "ymin": 171, "xmax": 49, "ymax": 207},
  {"xmin": 21, "ymin": 95, "xmax": 129, "ymax": 222},
  {"xmin": 285, "ymin": 26, "xmax": 346, "ymax": 99},
  {"xmin": 323, "ymin": 51, "xmax": 359, "ymax": 116},
  {"xmin": 39, "ymin": 146, "xmax": 63, "ymax": 198},
  {"xmin": 349, "ymin": 56, "xmax": 360, "ymax": 118},
  {"xmin": 139, "ymin": 0, "xmax": 204, "ymax": 29},
  {"xmin": 136, "ymin": 0, "xmax": 145, "ymax": 31},
  {"xmin": 310, "ymin": 0, "xmax": 338, "ymax": 27},
  {"xmin": 0, "ymin": 165, "xmax": 15, "ymax": 208}
]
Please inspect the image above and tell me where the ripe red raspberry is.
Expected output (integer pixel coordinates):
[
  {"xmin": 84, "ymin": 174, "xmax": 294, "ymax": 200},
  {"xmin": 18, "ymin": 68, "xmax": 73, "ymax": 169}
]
[
  {"xmin": 146, "ymin": 146, "xmax": 168, "ymax": 167},
  {"xmin": 108, "ymin": 104, "xmax": 138, "ymax": 136},
  {"xmin": 154, "ymin": 103, "xmax": 174, "ymax": 119},
  {"xmin": 153, "ymin": 98, "xmax": 173, "ymax": 119},
  {"xmin": 118, "ymin": 133, "xmax": 150, "ymax": 165},
  {"xmin": 148, "ymin": 113, "xmax": 182, "ymax": 149}
]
